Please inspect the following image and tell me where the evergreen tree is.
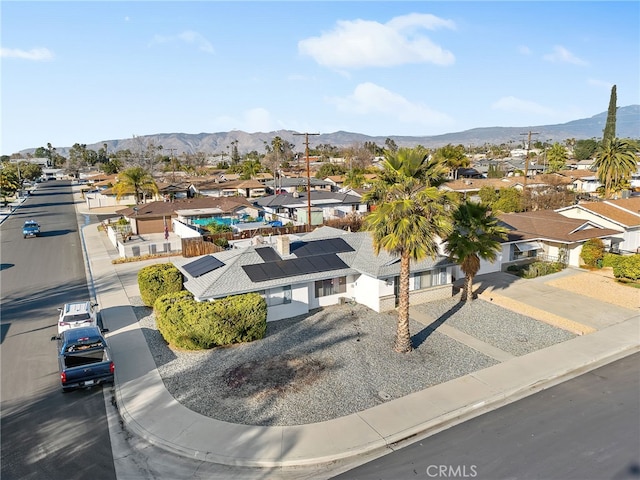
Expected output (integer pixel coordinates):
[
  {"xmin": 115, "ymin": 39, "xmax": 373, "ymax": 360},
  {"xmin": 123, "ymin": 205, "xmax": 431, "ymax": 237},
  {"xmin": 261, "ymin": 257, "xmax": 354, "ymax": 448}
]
[{"xmin": 603, "ymin": 85, "xmax": 617, "ymax": 142}]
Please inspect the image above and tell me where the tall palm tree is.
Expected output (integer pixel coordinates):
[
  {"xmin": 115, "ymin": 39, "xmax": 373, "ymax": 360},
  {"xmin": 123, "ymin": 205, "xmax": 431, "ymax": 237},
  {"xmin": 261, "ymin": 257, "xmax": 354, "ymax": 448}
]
[
  {"xmin": 592, "ymin": 138, "xmax": 638, "ymax": 199},
  {"xmin": 445, "ymin": 202, "xmax": 508, "ymax": 302},
  {"xmin": 363, "ymin": 147, "xmax": 456, "ymax": 353},
  {"xmin": 113, "ymin": 166, "xmax": 158, "ymax": 204}
]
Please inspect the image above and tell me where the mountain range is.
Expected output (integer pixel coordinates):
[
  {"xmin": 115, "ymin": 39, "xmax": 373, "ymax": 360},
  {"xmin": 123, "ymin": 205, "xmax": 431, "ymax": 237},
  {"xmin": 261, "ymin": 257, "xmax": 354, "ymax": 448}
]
[{"xmin": 34, "ymin": 105, "xmax": 640, "ymax": 157}]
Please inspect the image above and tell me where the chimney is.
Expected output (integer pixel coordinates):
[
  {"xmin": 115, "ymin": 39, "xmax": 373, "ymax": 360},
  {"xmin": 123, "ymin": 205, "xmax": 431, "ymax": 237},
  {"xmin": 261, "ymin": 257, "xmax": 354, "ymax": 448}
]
[{"xmin": 276, "ymin": 235, "xmax": 290, "ymax": 256}]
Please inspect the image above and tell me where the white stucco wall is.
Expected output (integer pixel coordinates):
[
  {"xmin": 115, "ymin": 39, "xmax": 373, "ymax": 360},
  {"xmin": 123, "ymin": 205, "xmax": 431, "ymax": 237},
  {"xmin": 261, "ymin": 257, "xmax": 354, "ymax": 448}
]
[{"xmin": 266, "ymin": 284, "xmax": 309, "ymax": 322}]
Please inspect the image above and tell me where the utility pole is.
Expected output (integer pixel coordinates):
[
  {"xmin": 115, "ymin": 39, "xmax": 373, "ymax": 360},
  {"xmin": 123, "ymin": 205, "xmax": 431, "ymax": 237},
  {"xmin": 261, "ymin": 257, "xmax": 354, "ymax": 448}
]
[
  {"xmin": 166, "ymin": 148, "xmax": 177, "ymax": 183},
  {"xmin": 520, "ymin": 131, "xmax": 539, "ymax": 211},
  {"xmin": 293, "ymin": 132, "xmax": 320, "ymax": 231}
]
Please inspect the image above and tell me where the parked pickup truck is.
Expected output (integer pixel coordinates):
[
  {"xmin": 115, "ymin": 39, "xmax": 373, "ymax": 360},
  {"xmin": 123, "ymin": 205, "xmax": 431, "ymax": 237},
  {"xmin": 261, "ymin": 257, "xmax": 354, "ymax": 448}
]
[
  {"xmin": 52, "ymin": 326, "xmax": 114, "ymax": 392},
  {"xmin": 22, "ymin": 220, "xmax": 41, "ymax": 238}
]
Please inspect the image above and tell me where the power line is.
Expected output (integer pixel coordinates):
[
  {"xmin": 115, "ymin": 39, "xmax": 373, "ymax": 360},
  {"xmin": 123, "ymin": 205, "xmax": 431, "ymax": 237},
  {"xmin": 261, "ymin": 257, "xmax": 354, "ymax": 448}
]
[{"xmin": 293, "ymin": 132, "xmax": 320, "ymax": 231}]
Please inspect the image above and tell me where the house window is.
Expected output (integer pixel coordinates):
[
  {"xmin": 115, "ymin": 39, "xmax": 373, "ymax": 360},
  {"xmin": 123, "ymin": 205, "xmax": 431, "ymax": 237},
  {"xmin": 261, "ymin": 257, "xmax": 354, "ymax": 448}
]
[
  {"xmin": 512, "ymin": 241, "xmax": 541, "ymax": 260},
  {"xmin": 315, "ymin": 277, "xmax": 346, "ymax": 298},
  {"xmin": 412, "ymin": 268, "xmax": 447, "ymax": 290},
  {"xmin": 258, "ymin": 286, "xmax": 292, "ymax": 306}
]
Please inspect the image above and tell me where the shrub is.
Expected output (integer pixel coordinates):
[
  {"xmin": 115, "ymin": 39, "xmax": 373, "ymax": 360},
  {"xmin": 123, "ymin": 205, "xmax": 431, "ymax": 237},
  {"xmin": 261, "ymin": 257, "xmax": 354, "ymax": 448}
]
[
  {"xmin": 521, "ymin": 261, "xmax": 564, "ymax": 279},
  {"xmin": 138, "ymin": 263, "xmax": 183, "ymax": 307},
  {"xmin": 612, "ymin": 254, "xmax": 640, "ymax": 281},
  {"xmin": 602, "ymin": 253, "xmax": 624, "ymax": 268},
  {"xmin": 214, "ymin": 237, "xmax": 229, "ymax": 248},
  {"xmin": 154, "ymin": 292, "xmax": 267, "ymax": 350},
  {"xmin": 580, "ymin": 238, "xmax": 605, "ymax": 268}
]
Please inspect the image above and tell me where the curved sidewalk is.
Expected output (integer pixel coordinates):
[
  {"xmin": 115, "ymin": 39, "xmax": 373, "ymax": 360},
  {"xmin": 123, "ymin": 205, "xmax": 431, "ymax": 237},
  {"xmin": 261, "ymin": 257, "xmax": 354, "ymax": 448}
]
[{"xmin": 81, "ymin": 222, "xmax": 640, "ymax": 468}]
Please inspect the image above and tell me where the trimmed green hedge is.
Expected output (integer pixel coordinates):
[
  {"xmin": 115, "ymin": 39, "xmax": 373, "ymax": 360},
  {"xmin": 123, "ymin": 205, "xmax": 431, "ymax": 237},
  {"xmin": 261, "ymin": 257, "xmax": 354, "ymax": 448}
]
[
  {"xmin": 138, "ymin": 263, "xmax": 183, "ymax": 307},
  {"xmin": 612, "ymin": 254, "xmax": 640, "ymax": 281},
  {"xmin": 154, "ymin": 291, "xmax": 267, "ymax": 350},
  {"xmin": 507, "ymin": 261, "xmax": 565, "ymax": 278}
]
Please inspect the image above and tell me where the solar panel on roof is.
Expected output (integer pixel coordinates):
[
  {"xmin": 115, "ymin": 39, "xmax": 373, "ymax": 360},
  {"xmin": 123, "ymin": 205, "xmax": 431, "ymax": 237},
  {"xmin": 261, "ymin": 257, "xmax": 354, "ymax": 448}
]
[
  {"xmin": 183, "ymin": 256, "xmax": 225, "ymax": 278},
  {"xmin": 290, "ymin": 237, "xmax": 354, "ymax": 257},
  {"xmin": 256, "ymin": 247, "xmax": 281, "ymax": 262},
  {"xmin": 242, "ymin": 254, "xmax": 349, "ymax": 282}
]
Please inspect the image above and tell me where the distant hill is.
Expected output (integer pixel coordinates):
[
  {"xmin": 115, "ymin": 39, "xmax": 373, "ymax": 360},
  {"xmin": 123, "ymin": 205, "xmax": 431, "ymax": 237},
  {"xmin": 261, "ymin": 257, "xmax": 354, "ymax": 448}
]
[{"xmin": 24, "ymin": 105, "xmax": 640, "ymax": 157}]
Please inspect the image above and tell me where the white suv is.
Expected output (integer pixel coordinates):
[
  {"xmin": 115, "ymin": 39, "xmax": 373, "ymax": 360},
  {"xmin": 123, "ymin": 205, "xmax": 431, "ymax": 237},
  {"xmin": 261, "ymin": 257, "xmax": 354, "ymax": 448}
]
[{"xmin": 57, "ymin": 302, "xmax": 100, "ymax": 334}]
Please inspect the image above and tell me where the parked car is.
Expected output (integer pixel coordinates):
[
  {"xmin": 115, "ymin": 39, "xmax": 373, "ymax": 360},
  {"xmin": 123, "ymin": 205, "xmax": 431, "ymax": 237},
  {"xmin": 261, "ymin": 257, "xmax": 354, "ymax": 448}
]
[
  {"xmin": 22, "ymin": 220, "xmax": 40, "ymax": 238},
  {"xmin": 57, "ymin": 301, "xmax": 100, "ymax": 334},
  {"xmin": 52, "ymin": 326, "xmax": 114, "ymax": 392}
]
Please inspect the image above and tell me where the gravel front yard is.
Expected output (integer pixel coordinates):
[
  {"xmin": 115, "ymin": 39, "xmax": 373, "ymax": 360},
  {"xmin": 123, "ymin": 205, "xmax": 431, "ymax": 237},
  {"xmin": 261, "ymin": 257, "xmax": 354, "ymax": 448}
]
[{"xmin": 135, "ymin": 296, "xmax": 575, "ymax": 427}]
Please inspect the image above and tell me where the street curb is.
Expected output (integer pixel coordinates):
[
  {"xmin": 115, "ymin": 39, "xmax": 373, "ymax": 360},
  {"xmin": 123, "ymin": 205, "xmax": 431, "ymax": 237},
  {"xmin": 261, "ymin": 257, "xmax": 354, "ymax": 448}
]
[
  {"xmin": 112, "ymin": 322, "xmax": 638, "ymax": 468},
  {"xmin": 381, "ymin": 342, "xmax": 639, "ymax": 454}
]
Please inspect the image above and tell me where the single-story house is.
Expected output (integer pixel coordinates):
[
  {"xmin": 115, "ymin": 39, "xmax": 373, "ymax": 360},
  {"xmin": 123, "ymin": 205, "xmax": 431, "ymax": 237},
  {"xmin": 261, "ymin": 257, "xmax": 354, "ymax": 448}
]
[
  {"xmin": 189, "ymin": 179, "xmax": 267, "ymax": 198},
  {"xmin": 495, "ymin": 210, "xmax": 624, "ymax": 270},
  {"xmin": 116, "ymin": 196, "xmax": 259, "ymax": 235},
  {"xmin": 172, "ymin": 226, "xmax": 455, "ymax": 322},
  {"xmin": 254, "ymin": 190, "xmax": 367, "ymax": 225},
  {"xmin": 556, "ymin": 197, "xmax": 640, "ymax": 254},
  {"xmin": 265, "ymin": 177, "xmax": 332, "ymax": 194}
]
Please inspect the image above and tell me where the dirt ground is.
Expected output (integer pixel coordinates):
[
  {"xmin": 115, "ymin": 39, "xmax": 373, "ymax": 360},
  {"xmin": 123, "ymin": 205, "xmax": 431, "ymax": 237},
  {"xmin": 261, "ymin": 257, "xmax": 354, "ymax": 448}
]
[{"xmin": 545, "ymin": 268, "xmax": 639, "ymax": 310}]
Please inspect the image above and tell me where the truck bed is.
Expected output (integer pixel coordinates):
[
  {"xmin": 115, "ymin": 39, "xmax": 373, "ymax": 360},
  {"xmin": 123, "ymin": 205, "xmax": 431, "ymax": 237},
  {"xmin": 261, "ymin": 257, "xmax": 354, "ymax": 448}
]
[{"xmin": 63, "ymin": 350, "xmax": 107, "ymax": 368}]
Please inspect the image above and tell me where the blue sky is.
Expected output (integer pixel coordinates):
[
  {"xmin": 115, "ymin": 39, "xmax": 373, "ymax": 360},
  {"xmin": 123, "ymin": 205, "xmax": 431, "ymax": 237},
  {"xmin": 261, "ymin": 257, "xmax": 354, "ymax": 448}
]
[{"xmin": 2, "ymin": 1, "xmax": 639, "ymax": 155}]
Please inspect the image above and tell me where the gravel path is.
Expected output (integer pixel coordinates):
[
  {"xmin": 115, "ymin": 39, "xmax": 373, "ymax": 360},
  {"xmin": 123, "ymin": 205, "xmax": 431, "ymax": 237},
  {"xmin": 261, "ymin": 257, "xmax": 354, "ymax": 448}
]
[{"xmin": 134, "ymin": 296, "xmax": 575, "ymax": 427}]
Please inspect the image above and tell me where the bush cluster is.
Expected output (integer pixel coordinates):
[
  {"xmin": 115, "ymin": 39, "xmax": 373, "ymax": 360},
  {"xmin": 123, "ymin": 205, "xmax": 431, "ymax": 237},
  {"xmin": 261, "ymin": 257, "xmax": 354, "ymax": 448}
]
[
  {"xmin": 580, "ymin": 238, "xmax": 605, "ymax": 268},
  {"xmin": 611, "ymin": 254, "xmax": 640, "ymax": 281},
  {"xmin": 154, "ymin": 291, "xmax": 267, "ymax": 350},
  {"xmin": 520, "ymin": 261, "xmax": 565, "ymax": 279},
  {"xmin": 138, "ymin": 263, "xmax": 183, "ymax": 307}
]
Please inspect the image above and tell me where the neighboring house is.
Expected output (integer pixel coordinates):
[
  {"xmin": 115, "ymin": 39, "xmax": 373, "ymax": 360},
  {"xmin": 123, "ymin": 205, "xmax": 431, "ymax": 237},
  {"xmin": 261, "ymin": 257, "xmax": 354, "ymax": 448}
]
[
  {"xmin": 264, "ymin": 177, "xmax": 332, "ymax": 194},
  {"xmin": 157, "ymin": 181, "xmax": 190, "ymax": 200},
  {"xmin": 575, "ymin": 159, "xmax": 596, "ymax": 170},
  {"xmin": 254, "ymin": 191, "xmax": 367, "ymax": 225},
  {"xmin": 555, "ymin": 169, "xmax": 601, "ymax": 194},
  {"xmin": 440, "ymin": 177, "xmax": 521, "ymax": 201},
  {"xmin": 495, "ymin": 210, "xmax": 623, "ymax": 270},
  {"xmin": 556, "ymin": 197, "xmax": 640, "ymax": 254},
  {"xmin": 172, "ymin": 226, "xmax": 455, "ymax": 322},
  {"xmin": 189, "ymin": 179, "xmax": 266, "ymax": 198},
  {"xmin": 116, "ymin": 196, "xmax": 259, "ymax": 235}
]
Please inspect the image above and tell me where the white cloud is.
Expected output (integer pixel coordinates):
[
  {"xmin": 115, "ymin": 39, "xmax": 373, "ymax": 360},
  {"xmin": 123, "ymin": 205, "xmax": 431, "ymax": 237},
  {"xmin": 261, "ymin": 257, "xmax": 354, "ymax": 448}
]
[
  {"xmin": 150, "ymin": 30, "xmax": 214, "ymax": 54},
  {"xmin": 518, "ymin": 45, "xmax": 531, "ymax": 55},
  {"xmin": 491, "ymin": 96, "xmax": 556, "ymax": 116},
  {"xmin": 329, "ymin": 82, "xmax": 454, "ymax": 128},
  {"xmin": 542, "ymin": 45, "xmax": 588, "ymax": 66},
  {"xmin": 298, "ymin": 13, "xmax": 455, "ymax": 69},
  {"xmin": 0, "ymin": 47, "xmax": 54, "ymax": 61}
]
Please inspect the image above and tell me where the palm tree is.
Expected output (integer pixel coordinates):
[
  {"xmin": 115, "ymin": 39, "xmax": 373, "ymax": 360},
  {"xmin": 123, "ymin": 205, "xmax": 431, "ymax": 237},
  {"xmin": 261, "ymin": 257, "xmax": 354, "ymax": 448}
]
[
  {"xmin": 445, "ymin": 202, "xmax": 508, "ymax": 302},
  {"xmin": 113, "ymin": 166, "xmax": 158, "ymax": 204},
  {"xmin": 545, "ymin": 143, "xmax": 568, "ymax": 173},
  {"xmin": 363, "ymin": 147, "xmax": 456, "ymax": 353},
  {"xmin": 592, "ymin": 138, "xmax": 638, "ymax": 198}
]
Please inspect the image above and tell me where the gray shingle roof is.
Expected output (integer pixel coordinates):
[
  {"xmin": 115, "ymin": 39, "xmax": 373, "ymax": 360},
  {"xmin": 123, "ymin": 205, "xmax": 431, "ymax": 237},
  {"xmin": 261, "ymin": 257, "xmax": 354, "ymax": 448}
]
[{"xmin": 173, "ymin": 226, "xmax": 452, "ymax": 300}]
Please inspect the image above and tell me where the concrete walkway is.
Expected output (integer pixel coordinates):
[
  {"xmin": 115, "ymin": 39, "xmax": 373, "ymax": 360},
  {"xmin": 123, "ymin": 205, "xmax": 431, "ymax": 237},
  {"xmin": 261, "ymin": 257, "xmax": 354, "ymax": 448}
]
[{"xmin": 75, "ymin": 192, "xmax": 640, "ymax": 468}]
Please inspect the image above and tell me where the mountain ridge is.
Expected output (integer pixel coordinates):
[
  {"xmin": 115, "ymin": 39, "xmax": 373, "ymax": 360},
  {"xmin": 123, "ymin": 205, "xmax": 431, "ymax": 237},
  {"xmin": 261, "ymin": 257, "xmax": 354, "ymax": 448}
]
[{"xmin": 23, "ymin": 105, "xmax": 640, "ymax": 157}]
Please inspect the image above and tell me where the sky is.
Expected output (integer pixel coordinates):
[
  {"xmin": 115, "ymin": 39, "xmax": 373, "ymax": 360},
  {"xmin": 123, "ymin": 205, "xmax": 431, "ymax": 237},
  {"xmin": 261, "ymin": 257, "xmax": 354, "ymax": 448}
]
[{"xmin": 1, "ymin": 1, "xmax": 639, "ymax": 155}]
